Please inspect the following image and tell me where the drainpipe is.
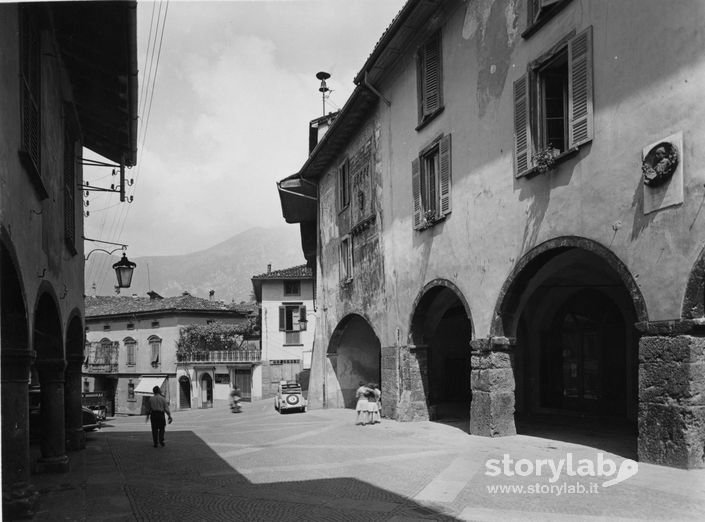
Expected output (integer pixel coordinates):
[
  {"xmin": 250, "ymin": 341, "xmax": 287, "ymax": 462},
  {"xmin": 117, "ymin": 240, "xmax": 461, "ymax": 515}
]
[{"xmin": 362, "ymin": 71, "xmax": 391, "ymax": 107}]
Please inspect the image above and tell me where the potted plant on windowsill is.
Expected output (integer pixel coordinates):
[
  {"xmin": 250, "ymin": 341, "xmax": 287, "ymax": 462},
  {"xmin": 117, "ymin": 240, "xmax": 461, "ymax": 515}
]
[
  {"xmin": 420, "ymin": 209, "xmax": 437, "ymax": 230},
  {"xmin": 532, "ymin": 145, "xmax": 559, "ymax": 174}
]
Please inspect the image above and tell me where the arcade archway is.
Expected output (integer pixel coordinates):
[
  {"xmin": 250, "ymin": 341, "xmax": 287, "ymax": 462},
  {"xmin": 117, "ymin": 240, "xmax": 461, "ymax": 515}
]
[{"xmin": 326, "ymin": 314, "xmax": 380, "ymax": 408}]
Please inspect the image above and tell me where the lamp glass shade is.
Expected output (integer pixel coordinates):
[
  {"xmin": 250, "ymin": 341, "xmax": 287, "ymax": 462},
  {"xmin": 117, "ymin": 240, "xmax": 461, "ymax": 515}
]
[{"xmin": 112, "ymin": 253, "xmax": 136, "ymax": 288}]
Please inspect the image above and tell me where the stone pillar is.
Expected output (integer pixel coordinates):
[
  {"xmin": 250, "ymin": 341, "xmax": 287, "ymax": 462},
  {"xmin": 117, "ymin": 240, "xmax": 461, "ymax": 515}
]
[
  {"xmin": 395, "ymin": 344, "xmax": 430, "ymax": 421},
  {"xmin": 34, "ymin": 358, "xmax": 70, "ymax": 473},
  {"xmin": 637, "ymin": 321, "xmax": 705, "ymax": 468},
  {"xmin": 64, "ymin": 354, "xmax": 86, "ymax": 451},
  {"xmin": 1, "ymin": 348, "xmax": 40, "ymax": 519},
  {"xmin": 469, "ymin": 337, "xmax": 516, "ymax": 437},
  {"xmin": 380, "ymin": 345, "xmax": 398, "ymax": 419}
]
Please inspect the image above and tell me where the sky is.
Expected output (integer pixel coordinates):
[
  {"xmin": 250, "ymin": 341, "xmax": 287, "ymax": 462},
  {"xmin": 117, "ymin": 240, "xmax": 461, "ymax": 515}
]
[{"xmin": 83, "ymin": 0, "xmax": 407, "ymax": 259}]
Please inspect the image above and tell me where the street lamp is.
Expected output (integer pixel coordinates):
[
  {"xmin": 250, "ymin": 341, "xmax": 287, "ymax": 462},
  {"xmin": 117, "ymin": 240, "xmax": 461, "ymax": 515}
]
[{"xmin": 112, "ymin": 253, "xmax": 137, "ymax": 288}]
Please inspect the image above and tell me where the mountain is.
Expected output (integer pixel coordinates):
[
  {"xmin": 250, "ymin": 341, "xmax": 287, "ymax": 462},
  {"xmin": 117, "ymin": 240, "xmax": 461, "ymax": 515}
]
[{"xmin": 85, "ymin": 226, "xmax": 306, "ymax": 302}]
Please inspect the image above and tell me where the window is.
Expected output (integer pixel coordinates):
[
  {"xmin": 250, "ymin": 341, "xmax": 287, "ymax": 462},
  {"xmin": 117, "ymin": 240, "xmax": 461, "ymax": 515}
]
[
  {"xmin": 19, "ymin": 6, "xmax": 41, "ymax": 181},
  {"xmin": 149, "ymin": 336, "xmax": 161, "ymax": 368},
  {"xmin": 98, "ymin": 338, "xmax": 113, "ymax": 365},
  {"xmin": 514, "ymin": 27, "xmax": 593, "ymax": 178},
  {"xmin": 284, "ymin": 280, "xmax": 301, "ymax": 296},
  {"xmin": 279, "ymin": 304, "xmax": 307, "ymax": 345},
  {"xmin": 125, "ymin": 338, "xmax": 136, "ymax": 366},
  {"xmin": 339, "ymin": 236, "xmax": 353, "ymax": 283},
  {"xmin": 63, "ymin": 110, "xmax": 78, "ymax": 251},
  {"xmin": 151, "ymin": 320, "xmax": 160, "ymax": 328},
  {"xmin": 215, "ymin": 373, "xmax": 230, "ymax": 384},
  {"xmin": 83, "ymin": 379, "xmax": 90, "ymax": 393},
  {"xmin": 412, "ymin": 134, "xmax": 452, "ymax": 230},
  {"xmin": 338, "ymin": 158, "xmax": 350, "ymax": 211},
  {"xmin": 103, "ymin": 324, "xmax": 111, "ymax": 331},
  {"xmin": 525, "ymin": 0, "xmax": 572, "ymax": 37},
  {"xmin": 417, "ymin": 31, "xmax": 443, "ymax": 128},
  {"xmin": 128, "ymin": 380, "xmax": 135, "ymax": 400},
  {"xmin": 127, "ymin": 323, "xmax": 135, "ymax": 330}
]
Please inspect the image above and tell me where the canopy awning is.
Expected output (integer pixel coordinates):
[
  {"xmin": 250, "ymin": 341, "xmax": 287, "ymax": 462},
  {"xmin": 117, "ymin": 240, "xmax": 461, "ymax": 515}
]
[{"xmin": 134, "ymin": 376, "xmax": 166, "ymax": 395}]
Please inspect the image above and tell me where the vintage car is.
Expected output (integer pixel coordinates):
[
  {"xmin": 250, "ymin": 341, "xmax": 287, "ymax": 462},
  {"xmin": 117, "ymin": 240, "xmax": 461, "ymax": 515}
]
[
  {"xmin": 274, "ymin": 381, "xmax": 307, "ymax": 414},
  {"xmin": 29, "ymin": 387, "xmax": 101, "ymax": 438}
]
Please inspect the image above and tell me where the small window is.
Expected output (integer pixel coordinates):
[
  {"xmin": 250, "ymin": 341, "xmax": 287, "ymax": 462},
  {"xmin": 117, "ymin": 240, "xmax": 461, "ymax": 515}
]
[
  {"xmin": 127, "ymin": 323, "xmax": 135, "ymax": 330},
  {"xmin": 83, "ymin": 379, "xmax": 90, "ymax": 393},
  {"xmin": 215, "ymin": 373, "xmax": 230, "ymax": 384},
  {"xmin": 338, "ymin": 158, "xmax": 350, "ymax": 211},
  {"xmin": 339, "ymin": 236, "xmax": 353, "ymax": 283},
  {"xmin": 151, "ymin": 321, "xmax": 160, "ymax": 328},
  {"xmin": 284, "ymin": 280, "xmax": 301, "ymax": 296},
  {"xmin": 128, "ymin": 380, "xmax": 135, "ymax": 400},
  {"xmin": 149, "ymin": 336, "xmax": 161, "ymax": 368},
  {"xmin": 525, "ymin": 0, "xmax": 572, "ymax": 37},
  {"xmin": 206, "ymin": 320, "xmax": 214, "ymax": 325},
  {"xmin": 514, "ymin": 27, "xmax": 593, "ymax": 177},
  {"xmin": 103, "ymin": 324, "xmax": 111, "ymax": 331},
  {"xmin": 417, "ymin": 31, "xmax": 443, "ymax": 128},
  {"xmin": 412, "ymin": 134, "xmax": 452, "ymax": 230}
]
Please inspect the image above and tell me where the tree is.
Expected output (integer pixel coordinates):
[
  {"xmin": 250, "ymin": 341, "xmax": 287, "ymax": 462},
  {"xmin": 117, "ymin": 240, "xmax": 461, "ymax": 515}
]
[{"xmin": 176, "ymin": 319, "xmax": 258, "ymax": 358}]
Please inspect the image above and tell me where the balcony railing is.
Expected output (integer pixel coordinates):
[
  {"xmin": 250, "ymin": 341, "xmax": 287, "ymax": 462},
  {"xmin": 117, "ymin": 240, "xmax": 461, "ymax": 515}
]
[
  {"xmin": 84, "ymin": 362, "xmax": 119, "ymax": 373},
  {"xmin": 177, "ymin": 350, "xmax": 261, "ymax": 364}
]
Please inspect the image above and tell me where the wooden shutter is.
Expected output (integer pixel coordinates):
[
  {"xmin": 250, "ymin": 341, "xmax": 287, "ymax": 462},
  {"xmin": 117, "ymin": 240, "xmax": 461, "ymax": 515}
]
[
  {"xmin": 513, "ymin": 74, "xmax": 532, "ymax": 177},
  {"xmin": 20, "ymin": 9, "xmax": 41, "ymax": 174},
  {"xmin": 439, "ymin": 134, "xmax": 452, "ymax": 217},
  {"xmin": 112, "ymin": 342, "xmax": 119, "ymax": 365},
  {"xmin": 568, "ymin": 26, "xmax": 593, "ymax": 149},
  {"xmin": 279, "ymin": 306, "xmax": 286, "ymax": 331},
  {"xmin": 422, "ymin": 34, "xmax": 442, "ymax": 117},
  {"xmin": 412, "ymin": 157, "xmax": 422, "ymax": 229},
  {"xmin": 299, "ymin": 306, "xmax": 307, "ymax": 331}
]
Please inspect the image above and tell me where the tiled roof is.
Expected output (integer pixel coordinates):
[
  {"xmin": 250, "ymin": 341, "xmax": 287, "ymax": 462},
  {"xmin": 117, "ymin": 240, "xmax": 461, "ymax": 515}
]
[
  {"xmin": 85, "ymin": 294, "xmax": 255, "ymax": 318},
  {"xmin": 251, "ymin": 264, "xmax": 313, "ymax": 280}
]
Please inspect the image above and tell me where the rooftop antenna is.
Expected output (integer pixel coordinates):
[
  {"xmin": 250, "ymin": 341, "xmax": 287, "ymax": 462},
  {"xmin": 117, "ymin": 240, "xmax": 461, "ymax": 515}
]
[
  {"xmin": 147, "ymin": 262, "xmax": 151, "ymax": 291},
  {"xmin": 316, "ymin": 71, "xmax": 331, "ymax": 116}
]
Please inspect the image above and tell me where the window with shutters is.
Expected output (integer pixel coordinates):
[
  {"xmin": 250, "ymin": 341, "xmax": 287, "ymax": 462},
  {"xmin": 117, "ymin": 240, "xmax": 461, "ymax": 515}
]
[
  {"xmin": 339, "ymin": 236, "xmax": 353, "ymax": 284},
  {"xmin": 513, "ymin": 27, "xmax": 593, "ymax": 178},
  {"xmin": 19, "ymin": 6, "xmax": 43, "ymax": 193},
  {"xmin": 338, "ymin": 158, "xmax": 350, "ymax": 212},
  {"xmin": 149, "ymin": 335, "xmax": 161, "ymax": 368},
  {"xmin": 412, "ymin": 134, "xmax": 452, "ymax": 230},
  {"xmin": 284, "ymin": 280, "xmax": 301, "ymax": 296},
  {"xmin": 278, "ymin": 303, "xmax": 307, "ymax": 345},
  {"xmin": 524, "ymin": 0, "xmax": 573, "ymax": 38},
  {"xmin": 416, "ymin": 31, "xmax": 443, "ymax": 129},
  {"xmin": 125, "ymin": 338, "xmax": 136, "ymax": 366}
]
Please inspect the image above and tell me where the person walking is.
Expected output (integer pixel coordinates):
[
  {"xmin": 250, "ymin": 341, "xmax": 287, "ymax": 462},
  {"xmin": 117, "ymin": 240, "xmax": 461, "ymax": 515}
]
[
  {"xmin": 146, "ymin": 385, "xmax": 172, "ymax": 447},
  {"xmin": 355, "ymin": 381, "xmax": 371, "ymax": 425}
]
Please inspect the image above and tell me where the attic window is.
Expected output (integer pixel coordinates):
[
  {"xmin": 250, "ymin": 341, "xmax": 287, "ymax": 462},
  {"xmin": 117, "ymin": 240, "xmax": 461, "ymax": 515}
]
[
  {"xmin": 151, "ymin": 320, "xmax": 160, "ymax": 328},
  {"xmin": 127, "ymin": 323, "xmax": 135, "ymax": 330},
  {"xmin": 524, "ymin": 0, "xmax": 573, "ymax": 38},
  {"xmin": 103, "ymin": 324, "xmax": 111, "ymax": 331}
]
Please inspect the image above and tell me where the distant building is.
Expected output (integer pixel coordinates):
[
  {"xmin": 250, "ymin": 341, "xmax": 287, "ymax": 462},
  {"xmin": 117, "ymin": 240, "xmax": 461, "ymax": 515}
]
[
  {"xmin": 0, "ymin": 2, "xmax": 138, "ymax": 516},
  {"xmin": 85, "ymin": 293, "xmax": 257, "ymax": 414},
  {"xmin": 251, "ymin": 264, "xmax": 315, "ymax": 399}
]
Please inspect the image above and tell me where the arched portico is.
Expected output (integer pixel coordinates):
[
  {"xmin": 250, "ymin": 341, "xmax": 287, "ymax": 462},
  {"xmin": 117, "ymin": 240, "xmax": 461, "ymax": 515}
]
[
  {"xmin": 65, "ymin": 313, "xmax": 86, "ymax": 450},
  {"xmin": 325, "ymin": 314, "xmax": 381, "ymax": 409},
  {"xmin": 409, "ymin": 279, "xmax": 473, "ymax": 425},
  {"xmin": 482, "ymin": 237, "xmax": 644, "ymax": 452}
]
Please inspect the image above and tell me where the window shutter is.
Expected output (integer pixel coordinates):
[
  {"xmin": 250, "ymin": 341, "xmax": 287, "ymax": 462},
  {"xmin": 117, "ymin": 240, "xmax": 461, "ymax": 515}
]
[
  {"xmin": 279, "ymin": 306, "xmax": 285, "ymax": 331},
  {"xmin": 411, "ymin": 158, "xmax": 422, "ymax": 229},
  {"xmin": 513, "ymin": 74, "xmax": 532, "ymax": 177},
  {"xmin": 112, "ymin": 341, "xmax": 119, "ymax": 365},
  {"xmin": 299, "ymin": 306, "xmax": 307, "ymax": 331},
  {"xmin": 423, "ymin": 34, "xmax": 442, "ymax": 117},
  {"xmin": 439, "ymin": 134, "xmax": 452, "ymax": 217},
  {"xmin": 568, "ymin": 26, "xmax": 593, "ymax": 149}
]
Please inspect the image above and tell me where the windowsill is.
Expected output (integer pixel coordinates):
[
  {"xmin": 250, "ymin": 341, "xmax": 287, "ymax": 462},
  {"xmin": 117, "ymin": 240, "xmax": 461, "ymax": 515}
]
[
  {"xmin": 521, "ymin": 0, "xmax": 573, "ymax": 39},
  {"xmin": 415, "ymin": 106, "xmax": 445, "ymax": 132},
  {"xmin": 518, "ymin": 146, "xmax": 580, "ymax": 179},
  {"xmin": 416, "ymin": 213, "xmax": 447, "ymax": 232},
  {"xmin": 283, "ymin": 344, "xmax": 304, "ymax": 347}
]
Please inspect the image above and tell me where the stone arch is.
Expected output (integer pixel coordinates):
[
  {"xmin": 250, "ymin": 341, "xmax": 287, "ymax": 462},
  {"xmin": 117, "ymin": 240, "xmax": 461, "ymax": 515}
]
[
  {"xmin": 492, "ymin": 236, "xmax": 648, "ymax": 338},
  {"xmin": 682, "ymin": 243, "xmax": 705, "ymax": 319},
  {"xmin": 33, "ymin": 286, "xmax": 64, "ymax": 360},
  {"xmin": 409, "ymin": 279, "xmax": 474, "ymax": 422},
  {"xmin": 326, "ymin": 313, "xmax": 381, "ymax": 409}
]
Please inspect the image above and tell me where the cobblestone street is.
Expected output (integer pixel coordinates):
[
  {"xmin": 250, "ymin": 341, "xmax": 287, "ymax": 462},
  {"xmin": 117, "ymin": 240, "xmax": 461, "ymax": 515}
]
[{"xmin": 30, "ymin": 400, "xmax": 705, "ymax": 521}]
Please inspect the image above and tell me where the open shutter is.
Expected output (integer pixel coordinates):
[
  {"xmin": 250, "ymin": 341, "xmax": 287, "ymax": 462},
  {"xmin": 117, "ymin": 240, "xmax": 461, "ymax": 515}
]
[
  {"xmin": 86, "ymin": 342, "xmax": 97, "ymax": 365},
  {"xmin": 439, "ymin": 134, "xmax": 452, "ymax": 217},
  {"xmin": 423, "ymin": 34, "xmax": 442, "ymax": 117},
  {"xmin": 279, "ymin": 306, "xmax": 286, "ymax": 331},
  {"xmin": 412, "ymin": 157, "xmax": 422, "ymax": 229},
  {"xmin": 568, "ymin": 26, "xmax": 593, "ymax": 149},
  {"xmin": 299, "ymin": 306, "xmax": 307, "ymax": 331},
  {"xmin": 513, "ymin": 74, "xmax": 532, "ymax": 177},
  {"xmin": 112, "ymin": 341, "xmax": 119, "ymax": 365}
]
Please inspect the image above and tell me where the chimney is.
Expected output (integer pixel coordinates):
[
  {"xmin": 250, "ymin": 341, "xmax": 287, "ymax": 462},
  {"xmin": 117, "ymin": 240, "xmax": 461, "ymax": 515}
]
[
  {"xmin": 209, "ymin": 289, "xmax": 215, "ymax": 301},
  {"xmin": 267, "ymin": 263, "xmax": 271, "ymax": 274}
]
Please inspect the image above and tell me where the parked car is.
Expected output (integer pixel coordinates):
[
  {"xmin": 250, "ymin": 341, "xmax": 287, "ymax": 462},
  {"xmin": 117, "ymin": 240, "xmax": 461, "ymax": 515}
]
[
  {"xmin": 29, "ymin": 387, "xmax": 101, "ymax": 439},
  {"xmin": 274, "ymin": 381, "xmax": 307, "ymax": 414}
]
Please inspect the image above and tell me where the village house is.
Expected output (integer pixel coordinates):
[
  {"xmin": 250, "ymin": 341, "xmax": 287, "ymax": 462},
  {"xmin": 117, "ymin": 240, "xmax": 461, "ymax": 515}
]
[
  {"xmin": 250, "ymin": 264, "xmax": 316, "ymax": 399},
  {"xmin": 278, "ymin": 0, "xmax": 705, "ymax": 469},
  {"xmin": 0, "ymin": 2, "xmax": 138, "ymax": 517},
  {"xmin": 85, "ymin": 292, "xmax": 257, "ymax": 413}
]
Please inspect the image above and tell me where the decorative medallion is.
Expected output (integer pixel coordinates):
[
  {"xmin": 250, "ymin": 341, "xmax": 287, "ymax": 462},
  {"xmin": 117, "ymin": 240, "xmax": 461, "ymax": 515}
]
[{"xmin": 642, "ymin": 141, "xmax": 678, "ymax": 188}]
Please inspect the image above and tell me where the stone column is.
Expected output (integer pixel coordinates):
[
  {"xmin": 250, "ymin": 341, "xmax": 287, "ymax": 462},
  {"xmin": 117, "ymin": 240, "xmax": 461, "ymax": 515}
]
[
  {"xmin": 64, "ymin": 354, "xmax": 86, "ymax": 451},
  {"xmin": 34, "ymin": 358, "xmax": 70, "ymax": 473},
  {"xmin": 395, "ymin": 344, "xmax": 429, "ymax": 421},
  {"xmin": 637, "ymin": 320, "xmax": 705, "ymax": 468},
  {"xmin": 469, "ymin": 337, "xmax": 516, "ymax": 436},
  {"xmin": 380, "ymin": 345, "xmax": 399, "ymax": 419},
  {"xmin": 1, "ymin": 348, "xmax": 40, "ymax": 519}
]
